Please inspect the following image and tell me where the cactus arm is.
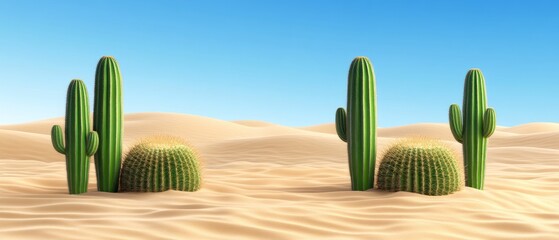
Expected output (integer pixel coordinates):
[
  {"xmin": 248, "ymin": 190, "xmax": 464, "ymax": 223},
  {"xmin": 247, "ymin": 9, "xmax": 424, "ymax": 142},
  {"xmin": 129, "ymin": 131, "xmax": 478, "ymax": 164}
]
[
  {"xmin": 449, "ymin": 104, "xmax": 463, "ymax": 143},
  {"xmin": 483, "ymin": 108, "xmax": 496, "ymax": 138},
  {"xmin": 51, "ymin": 125, "xmax": 66, "ymax": 154},
  {"xmin": 86, "ymin": 131, "xmax": 99, "ymax": 157},
  {"xmin": 335, "ymin": 108, "xmax": 348, "ymax": 142}
]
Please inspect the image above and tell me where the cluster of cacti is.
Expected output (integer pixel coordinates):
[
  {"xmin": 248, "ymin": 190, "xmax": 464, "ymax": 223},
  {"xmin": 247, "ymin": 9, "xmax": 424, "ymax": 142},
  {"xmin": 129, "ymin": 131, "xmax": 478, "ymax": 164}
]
[
  {"xmin": 449, "ymin": 68, "xmax": 496, "ymax": 190},
  {"xmin": 93, "ymin": 56, "xmax": 124, "ymax": 193},
  {"xmin": 51, "ymin": 80, "xmax": 99, "ymax": 194},
  {"xmin": 51, "ymin": 56, "xmax": 124, "ymax": 194},
  {"xmin": 119, "ymin": 136, "xmax": 202, "ymax": 192},
  {"xmin": 334, "ymin": 56, "xmax": 496, "ymax": 192},
  {"xmin": 377, "ymin": 139, "xmax": 462, "ymax": 196},
  {"xmin": 335, "ymin": 56, "xmax": 377, "ymax": 191},
  {"xmin": 49, "ymin": 54, "xmax": 495, "ymax": 195}
]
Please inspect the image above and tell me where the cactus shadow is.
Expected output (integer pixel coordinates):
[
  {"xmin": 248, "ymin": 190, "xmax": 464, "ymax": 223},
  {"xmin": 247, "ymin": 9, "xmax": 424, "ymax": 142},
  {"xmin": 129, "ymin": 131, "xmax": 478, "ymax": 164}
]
[{"xmin": 278, "ymin": 184, "xmax": 350, "ymax": 193}]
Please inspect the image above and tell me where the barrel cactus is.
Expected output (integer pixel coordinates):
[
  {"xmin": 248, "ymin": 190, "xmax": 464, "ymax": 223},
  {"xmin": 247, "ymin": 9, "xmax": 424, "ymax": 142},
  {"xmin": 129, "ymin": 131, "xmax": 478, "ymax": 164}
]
[
  {"xmin": 93, "ymin": 56, "xmax": 124, "ymax": 193},
  {"xmin": 51, "ymin": 79, "xmax": 99, "ymax": 194},
  {"xmin": 335, "ymin": 56, "xmax": 377, "ymax": 191},
  {"xmin": 120, "ymin": 136, "xmax": 202, "ymax": 192},
  {"xmin": 449, "ymin": 68, "xmax": 496, "ymax": 190},
  {"xmin": 377, "ymin": 139, "xmax": 462, "ymax": 196}
]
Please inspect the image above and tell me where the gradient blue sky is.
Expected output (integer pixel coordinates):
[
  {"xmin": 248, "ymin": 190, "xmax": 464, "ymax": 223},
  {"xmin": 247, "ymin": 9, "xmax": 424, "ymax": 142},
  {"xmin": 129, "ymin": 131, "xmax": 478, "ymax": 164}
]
[{"xmin": 0, "ymin": 0, "xmax": 557, "ymax": 127}]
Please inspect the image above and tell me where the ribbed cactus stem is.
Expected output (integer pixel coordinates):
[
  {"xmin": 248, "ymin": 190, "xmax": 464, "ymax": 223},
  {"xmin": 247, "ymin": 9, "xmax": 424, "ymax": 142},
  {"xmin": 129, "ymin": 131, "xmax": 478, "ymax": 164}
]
[
  {"xmin": 449, "ymin": 68, "xmax": 496, "ymax": 190},
  {"xmin": 335, "ymin": 56, "xmax": 377, "ymax": 191},
  {"xmin": 93, "ymin": 56, "xmax": 123, "ymax": 193},
  {"xmin": 51, "ymin": 79, "xmax": 99, "ymax": 194}
]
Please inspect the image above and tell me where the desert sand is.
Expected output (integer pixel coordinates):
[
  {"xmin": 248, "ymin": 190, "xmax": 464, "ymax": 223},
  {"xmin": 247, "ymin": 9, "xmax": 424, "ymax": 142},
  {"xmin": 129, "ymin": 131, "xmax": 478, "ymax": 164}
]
[{"xmin": 0, "ymin": 113, "xmax": 557, "ymax": 239}]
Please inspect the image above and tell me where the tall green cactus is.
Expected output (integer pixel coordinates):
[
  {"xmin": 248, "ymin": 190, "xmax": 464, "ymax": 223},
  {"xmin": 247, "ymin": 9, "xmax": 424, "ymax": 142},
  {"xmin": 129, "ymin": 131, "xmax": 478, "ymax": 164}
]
[
  {"xmin": 335, "ymin": 56, "xmax": 377, "ymax": 191},
  {"xmin": 449, "ymin": 68, "xmax": 496, "ymax": 190},
  {"xmin": 51, "ymin": 79, "xmax": 99, "ymax": 194},
  {"xmin": 93, "ymin": 56, "xmax": 123, "ymax": 192}
]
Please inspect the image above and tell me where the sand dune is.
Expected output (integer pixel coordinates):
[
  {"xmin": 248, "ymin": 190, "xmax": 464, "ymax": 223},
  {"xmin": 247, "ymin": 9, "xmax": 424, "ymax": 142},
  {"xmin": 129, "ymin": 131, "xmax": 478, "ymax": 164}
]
[
  {"xmin": 1, "ymin": 113, "xmax": 558, "ymax": 239},
  {"xmin": 498, "ymin": 122, "xmax": 559, "ymax": 134}
]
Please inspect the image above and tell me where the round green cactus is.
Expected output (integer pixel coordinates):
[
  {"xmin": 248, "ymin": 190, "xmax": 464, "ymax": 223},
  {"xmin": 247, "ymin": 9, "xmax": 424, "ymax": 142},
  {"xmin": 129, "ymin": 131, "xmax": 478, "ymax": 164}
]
[
  {"xmin": 120, "ymin": 136, "xmax": 202, "ymax": 192},
  {"xmin": 377, "ymin": 139, "xmax": 462, "ymax": 196}
]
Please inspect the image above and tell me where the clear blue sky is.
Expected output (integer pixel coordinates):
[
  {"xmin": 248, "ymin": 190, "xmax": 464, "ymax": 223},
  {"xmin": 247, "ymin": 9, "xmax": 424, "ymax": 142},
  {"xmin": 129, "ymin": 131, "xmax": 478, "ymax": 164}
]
[{"xmin": 0, "ymin": 0, "xmax": 557, "ymax": 127}]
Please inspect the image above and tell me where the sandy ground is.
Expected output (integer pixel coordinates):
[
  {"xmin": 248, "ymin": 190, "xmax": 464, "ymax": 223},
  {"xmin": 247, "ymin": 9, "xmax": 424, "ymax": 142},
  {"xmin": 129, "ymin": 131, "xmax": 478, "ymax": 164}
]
[{"xmin": 0, "ymin": 113, "xmax": 557, "ymax": 239}]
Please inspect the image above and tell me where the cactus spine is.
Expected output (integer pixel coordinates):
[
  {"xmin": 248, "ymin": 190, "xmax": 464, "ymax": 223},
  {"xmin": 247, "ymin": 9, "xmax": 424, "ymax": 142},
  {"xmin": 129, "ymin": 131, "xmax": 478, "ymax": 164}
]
[
  {"xmin": 51, "ymin": 79, "xmax": 99, "ymax": 194},
  {"xmin": 93, "ymin": 56, "xmax": 123, "ymax": 192},
  {"xmin": 335, "ymin": 56, "xmax": 377, "ymax": 191},
  {"xmin": 449, "ymin": 68, "xmax": 496, "ymax": 190}
]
